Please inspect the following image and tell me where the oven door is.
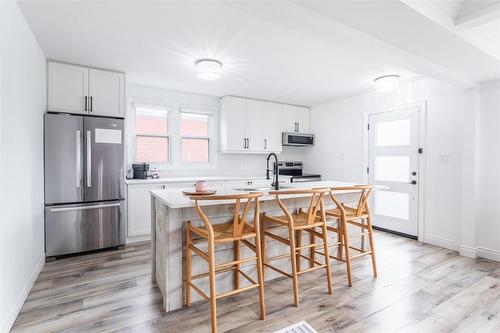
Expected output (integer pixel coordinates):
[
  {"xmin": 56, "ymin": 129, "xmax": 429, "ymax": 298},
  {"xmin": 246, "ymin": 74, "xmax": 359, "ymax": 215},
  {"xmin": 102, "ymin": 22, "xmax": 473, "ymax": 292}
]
[{"xmin": 291, "ymin": 176, "xmax": 322, "ymax": 183}]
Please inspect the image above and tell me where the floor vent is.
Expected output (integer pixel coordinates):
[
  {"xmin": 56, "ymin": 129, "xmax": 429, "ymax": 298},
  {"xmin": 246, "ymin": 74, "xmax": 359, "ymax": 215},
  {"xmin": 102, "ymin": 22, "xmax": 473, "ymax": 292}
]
[{"xmin": 273, "ymin": 321, "xmax": 318, "ymax": 333}]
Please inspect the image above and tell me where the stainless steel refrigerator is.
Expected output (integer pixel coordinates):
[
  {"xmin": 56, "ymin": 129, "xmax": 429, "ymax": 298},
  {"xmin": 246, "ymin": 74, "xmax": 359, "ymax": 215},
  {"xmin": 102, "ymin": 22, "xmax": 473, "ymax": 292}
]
[{"xmin": 44, "ymin": 113, "xmax": 125, "ymax": 257}]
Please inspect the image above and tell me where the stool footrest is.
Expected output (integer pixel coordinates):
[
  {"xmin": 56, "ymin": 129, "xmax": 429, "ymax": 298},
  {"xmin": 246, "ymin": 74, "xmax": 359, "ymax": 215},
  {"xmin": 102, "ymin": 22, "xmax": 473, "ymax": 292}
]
[
  {"xmin": 296, "ymin": 242, "xmax": 325, "ymax": 251},
  {"xmin": 263, "ymin": 262, "xmax": 292, "ymax": 278},
  {"xmin": 264, "ymin": 231, "xmax": 290, "ymax": 245},
  {"xmin": 297, "ymin": 264, "xmax": 327, "ymax": 275},
  {"xmin": 216, "ymin": 284, "xmax": 260, "ymax": 299}
]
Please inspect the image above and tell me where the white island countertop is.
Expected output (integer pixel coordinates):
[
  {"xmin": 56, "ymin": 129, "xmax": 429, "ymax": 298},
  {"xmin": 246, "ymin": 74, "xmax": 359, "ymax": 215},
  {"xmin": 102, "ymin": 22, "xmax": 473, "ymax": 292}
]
[
  {"xmin": 150, "ymin": 180, "xmax": 374, "ymax": 209},
  {"xmin": 126, "ymin": 175, "xmax": 291, "ymax": 185}
]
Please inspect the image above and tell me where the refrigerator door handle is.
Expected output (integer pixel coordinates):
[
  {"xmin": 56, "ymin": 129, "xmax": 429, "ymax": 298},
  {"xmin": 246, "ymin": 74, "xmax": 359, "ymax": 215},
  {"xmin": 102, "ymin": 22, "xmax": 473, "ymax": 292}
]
[
  {"xmin": 49, "ymin": 202, "xmax": 121, "ymax": 213},
  {"xmin": 86, "ymin": 130, "xmax": 92, "ymax": 188},
  {"xmin": 76, "ymin": 130, "xmax": 81, "ymax": 188}
]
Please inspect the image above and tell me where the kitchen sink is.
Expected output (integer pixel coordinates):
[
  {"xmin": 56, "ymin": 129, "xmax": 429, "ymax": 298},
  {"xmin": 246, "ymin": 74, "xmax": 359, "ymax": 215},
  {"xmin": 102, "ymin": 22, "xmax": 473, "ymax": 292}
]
[{"xmin": 233, "ymin": 185, "xmax": 296, "ymax": 192}]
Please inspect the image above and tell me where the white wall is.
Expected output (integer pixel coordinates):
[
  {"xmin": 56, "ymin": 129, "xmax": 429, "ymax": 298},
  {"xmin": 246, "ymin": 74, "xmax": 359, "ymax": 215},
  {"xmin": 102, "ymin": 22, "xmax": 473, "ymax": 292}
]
[
  {"xmin": 305, "ymin": 78, "xmax": 469, "ymax": 250},
  {"xmin": 476, "ymin": 79, "xmax": 500, "ymax": 260},
  {"xmin": 0, "ymin": 1, "xmax": 46, "ymax": 332},
  {"xmin": 126, "ymin": 84, "xmax": 305, "ymax": 178}
]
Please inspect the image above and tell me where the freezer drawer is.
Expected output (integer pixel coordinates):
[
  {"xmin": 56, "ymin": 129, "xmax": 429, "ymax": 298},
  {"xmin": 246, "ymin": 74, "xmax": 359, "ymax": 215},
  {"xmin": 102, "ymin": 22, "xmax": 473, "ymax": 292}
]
[{"xmin": 45, "ymin": 201, "xmax": 125, "ymax": 257}]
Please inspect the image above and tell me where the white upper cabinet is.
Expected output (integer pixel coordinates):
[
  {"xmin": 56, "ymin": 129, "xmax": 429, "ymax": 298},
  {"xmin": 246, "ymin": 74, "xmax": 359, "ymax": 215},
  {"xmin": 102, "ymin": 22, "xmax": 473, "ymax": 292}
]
[
  {"xmin": 220, "ymin": 96, "xmax": 306, "ymax": 154},
  {"xmin": 47, "ymin": 61, "xmax": 125, "ymax": 118},
  {"xmin": 282, "ymin": 104, "xmax": 310, "ymax": 133},
  {"xmin": 89, "ymin": 69, "xmax": 125, "ymax": 117},
  {"xmin": 220, "ymin": 96, "xmax": 246, "ymax": 151},
  {"xmin": 245, "ymin": 99, "xmax": 265, "ymax": 151},
  {"xmin": 48, "ymin": 62, "xmax": 89, "ymax": 114},
  {"xmin": 263, "ymin": 102, "xmax": 283, "ymax": 153}
]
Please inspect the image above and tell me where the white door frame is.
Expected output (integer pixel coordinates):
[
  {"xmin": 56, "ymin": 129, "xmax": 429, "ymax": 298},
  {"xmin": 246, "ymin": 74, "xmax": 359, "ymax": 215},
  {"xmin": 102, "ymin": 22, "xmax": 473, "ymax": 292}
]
[{"xmin": 362, "ymin": 101, "xmax": 427, "ymax": 242}]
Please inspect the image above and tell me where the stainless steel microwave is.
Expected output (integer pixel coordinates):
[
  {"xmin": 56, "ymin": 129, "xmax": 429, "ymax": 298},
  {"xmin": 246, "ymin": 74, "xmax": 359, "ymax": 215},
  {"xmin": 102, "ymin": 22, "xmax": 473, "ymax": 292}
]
[{"xmin": 282, "ymin": 132, "xmax": 315, "ymax": 146}]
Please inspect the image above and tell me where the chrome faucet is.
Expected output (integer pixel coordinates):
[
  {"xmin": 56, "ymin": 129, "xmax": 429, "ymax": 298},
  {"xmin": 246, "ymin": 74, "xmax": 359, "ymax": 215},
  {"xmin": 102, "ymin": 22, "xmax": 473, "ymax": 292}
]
[{"xmin": 266, "ymin": 153, "xmax": 279, "ymax": 190}]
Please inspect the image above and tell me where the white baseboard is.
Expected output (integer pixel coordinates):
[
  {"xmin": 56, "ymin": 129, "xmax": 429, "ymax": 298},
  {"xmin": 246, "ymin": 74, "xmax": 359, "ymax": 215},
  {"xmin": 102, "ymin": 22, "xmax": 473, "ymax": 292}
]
[
  {"xmin": 459, "ymin": 245, "xmax": 477, "ymax": 259},
  {"xmin": 424, "ymin": 234, "xmax": 460, "ymax": 251},
  {"xmin": 1, "ymin": 255, "xmax": 45, "ymax": 333},
  {"xmin": 126, "ymin": 234, "xmax": 150, "ymax": 244},
  {"xmin": 477, "ymin": 247, "xmax": 500, "ymax": 262}
]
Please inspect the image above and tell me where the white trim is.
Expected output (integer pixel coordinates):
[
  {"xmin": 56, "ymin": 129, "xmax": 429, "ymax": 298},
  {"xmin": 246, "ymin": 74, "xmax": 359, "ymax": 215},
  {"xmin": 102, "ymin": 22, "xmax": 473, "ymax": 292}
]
[
  {"xmin": 362, "ymin": 100, "xmax": 427, "ymax": 241},
  {"xmin": 424, "ymin": 234, "xmax": 460, "ymax": 251},
  {"xmin": 459, "ymin": 245, "xmax": 478, "ymax": 259},
  {"xmin": 477, "ymin": 247, "xmax": 500, "ymax": 262},
  {"xmin": 2, "ymin": 256, "xmax": 45, "ymax": 333},
  {"xmin": 126, "ymin": 234, "xmax": 150, "ymax": 244}
]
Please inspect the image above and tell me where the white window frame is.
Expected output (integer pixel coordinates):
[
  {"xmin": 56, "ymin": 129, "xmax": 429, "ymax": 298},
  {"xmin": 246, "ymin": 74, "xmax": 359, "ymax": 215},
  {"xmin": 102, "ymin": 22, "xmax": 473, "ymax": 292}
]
[
  {"xmin": 133, "ymin": 102, "xmax": 172, "ymax": 168},
  {"xmin": 179, "ymin": 109, "xmax": 213, "ymax": 166}
]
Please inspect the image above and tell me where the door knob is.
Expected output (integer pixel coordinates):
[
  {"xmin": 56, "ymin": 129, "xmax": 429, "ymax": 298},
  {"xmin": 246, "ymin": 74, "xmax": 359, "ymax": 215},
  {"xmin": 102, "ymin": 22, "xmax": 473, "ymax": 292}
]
[
  {"xmin": 412, "ymin": 171, "xmax": 417, "ymax": 176},
  {"xmin": 410, "ymin": 180, "xmax": 417, "ymax": 185}
]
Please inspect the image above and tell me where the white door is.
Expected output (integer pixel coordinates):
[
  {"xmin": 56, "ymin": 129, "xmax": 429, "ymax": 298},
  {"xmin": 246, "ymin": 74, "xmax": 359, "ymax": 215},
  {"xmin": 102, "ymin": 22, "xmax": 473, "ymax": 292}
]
[
  {"xmin": 245, "ymin": 99, "xmax": 264, "ymax": 151},
  {"xmin": 296, "ymin": 106, "xmax": 310, "ymax": 133},
  {"xmin": 89, "ymin": 69, "xmax": 125, "ymax": 117},
  {"xmin": 220, "ymin": 96, "xmax": 246, "ymax": 151},
  {"xmin": 368, "ymin": 107, "xmax": 420, "ymax": 236},
  {"xmin": 282, "ymin": 104, "xmax": 297, "ymax": 133},
  {"xmin": 263, "ymin": 102, "xmax": 283, "ymax": 153},
  {"xmin": 48, "ymin": 62, "xmax": 89, "ymax": 114}
]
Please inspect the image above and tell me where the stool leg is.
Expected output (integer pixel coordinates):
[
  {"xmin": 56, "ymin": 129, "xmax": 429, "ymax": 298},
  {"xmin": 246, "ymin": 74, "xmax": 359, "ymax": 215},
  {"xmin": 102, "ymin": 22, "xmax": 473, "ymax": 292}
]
[
  {"xmin": 367, "ymin": 214, "xmax": 378, "ymax": 278},
  {"xmin": 186, "ymin": 224, "xmax": 192, "ymax": 307},
  {"xmin": 288, "ymin": 226, "xmax": 300, "ymax": 306},
  {"xmin": 296, "ymin": 229, "xmax": 302, "ymax": 272},
  {"xmin": 254, "ymin": 225, "xmax": 266, "ymax": 320},
  {"xmin": 321, "ymin": 221, "xmax": 333, "ymax": 295},
  {"xmin": 208, "ymin": 239, "xmax": 218, "ymax": 333},
  {"xmin": 309, "ymin": 228, "xmax": 315, "ymax": 268},
  {"xmin": 337, "ymin": 219, "xmax": 343, "ymax": 260},
  {"xmin": 234, "ymin": 240, "xmax": 240, "ymax": 290},
  {"xmin": 342, "ymin": 218, "xmax": 353, "ymax": 287},
  {"xmin": 261, "ymin": 218, "xmax": 267, "ymax": 280}
]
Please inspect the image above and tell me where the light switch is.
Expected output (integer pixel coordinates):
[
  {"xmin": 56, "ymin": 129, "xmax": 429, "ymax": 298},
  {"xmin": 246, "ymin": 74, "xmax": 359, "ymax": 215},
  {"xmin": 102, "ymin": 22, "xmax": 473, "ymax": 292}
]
[{"xmin": 438, "ymin": 154, "xmax": 450, "ymax": 164}]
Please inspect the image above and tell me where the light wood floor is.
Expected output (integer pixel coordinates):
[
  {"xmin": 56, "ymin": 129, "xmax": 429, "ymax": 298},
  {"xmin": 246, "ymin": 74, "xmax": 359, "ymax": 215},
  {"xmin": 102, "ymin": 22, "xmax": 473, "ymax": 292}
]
[{"xmin": 11, "ymin": 231, "xmax": 500, "ymax": 333}]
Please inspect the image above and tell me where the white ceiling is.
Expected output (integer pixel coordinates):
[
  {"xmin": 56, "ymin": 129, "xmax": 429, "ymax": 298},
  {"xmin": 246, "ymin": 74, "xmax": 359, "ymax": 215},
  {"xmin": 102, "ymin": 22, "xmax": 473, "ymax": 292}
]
[{"xmin": 17, "ymin": 1, "xmax": 500, "ymax": 106}]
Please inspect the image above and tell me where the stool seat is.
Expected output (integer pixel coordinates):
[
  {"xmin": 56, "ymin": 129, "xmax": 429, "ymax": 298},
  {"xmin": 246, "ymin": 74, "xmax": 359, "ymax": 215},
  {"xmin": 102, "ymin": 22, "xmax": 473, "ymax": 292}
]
[
  {"xmin": 264, "ymin": 211, "xmax": 324, "ymax": 229},
  {"xmin": 325, "ymin": 205, "xmax": 369, "ymax": 219},
  {"xmin": 189, "ymin": 222, "xmax": 257, "ymax": 243}
]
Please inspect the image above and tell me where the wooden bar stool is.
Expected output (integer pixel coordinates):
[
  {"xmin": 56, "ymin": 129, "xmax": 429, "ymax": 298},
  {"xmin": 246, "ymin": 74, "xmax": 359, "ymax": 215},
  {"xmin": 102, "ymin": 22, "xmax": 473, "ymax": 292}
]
[
  {"xmin": 322, "ymin": 185, "xmax": 377, "ymax": 287},
  {"xmin": 186, "ymin": 193, "xmax": 266, "ymax": 333},
  {"xmin": 262, "ymin": 188, "xmax": 333, "ymax": 306}
]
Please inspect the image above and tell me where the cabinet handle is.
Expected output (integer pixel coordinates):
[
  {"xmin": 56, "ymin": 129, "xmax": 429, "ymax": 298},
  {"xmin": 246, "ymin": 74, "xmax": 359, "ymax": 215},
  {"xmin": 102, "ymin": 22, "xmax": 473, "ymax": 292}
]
[
  {"xmin": 90, "ymin": 96, "xmax": 93, "ymax": 112},
  {"xmin": 247, "ymin": 138, "xmax": 249, "ymax": 149},
  {"xmin": 297, "ymin": 122, "xmax": 300, "ymax": 132},
  {"xmin": 243, "ymin": 138, "xmax": 246, "ymax": 149},
  {"xmin": 84, "ymin": 96, "xmax": 88, "ymax": 111},
  {"xmin": 264, "ymin": 138, "xmax": 267, "ymax": 150}
]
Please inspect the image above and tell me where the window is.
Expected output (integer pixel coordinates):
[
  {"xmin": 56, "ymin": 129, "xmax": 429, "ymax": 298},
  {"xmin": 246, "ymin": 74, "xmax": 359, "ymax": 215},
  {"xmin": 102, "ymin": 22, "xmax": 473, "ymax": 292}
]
[
  {"xmin": 135, "ymin": 104, "xmax": 170, "ymax": 163},
  {"xmin": 181, "ymin": 112, "xmax": 210, "ymax": 163}
]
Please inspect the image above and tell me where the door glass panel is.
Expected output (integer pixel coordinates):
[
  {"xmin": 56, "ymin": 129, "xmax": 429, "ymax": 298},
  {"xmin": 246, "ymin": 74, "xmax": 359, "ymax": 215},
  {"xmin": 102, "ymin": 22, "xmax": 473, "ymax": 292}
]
[
  {"xmin": 374, "ymin": 191, "xmax": 409, "ymax": 220},
  {"xmin": 376, "ymin": 119, "xmax": 410, "ymax": 146},
  {"xmin": 375, "ymin": 156, "xmax": 409, "ymax": 182}
]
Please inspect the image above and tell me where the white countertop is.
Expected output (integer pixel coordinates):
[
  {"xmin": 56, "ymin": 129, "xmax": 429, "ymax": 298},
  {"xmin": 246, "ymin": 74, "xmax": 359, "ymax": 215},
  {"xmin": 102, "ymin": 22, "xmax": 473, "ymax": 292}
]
[
  {"xmin": 150, "ymin": 180, "xmax": 371, "ymax": 209},
  {"xmin": 126, "ymin": 175, "xmax": 291, "ymax": 185}
]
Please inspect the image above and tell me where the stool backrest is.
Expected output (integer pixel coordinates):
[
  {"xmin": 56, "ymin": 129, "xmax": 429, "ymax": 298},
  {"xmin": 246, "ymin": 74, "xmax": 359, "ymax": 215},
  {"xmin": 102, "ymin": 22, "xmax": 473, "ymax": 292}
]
[
  {"xmin": 189, "ymin": 192, "xmax": 263, "ymax": 238},
  {"xmin": 329, "ymin": 185, "xmax": 373, "ymax": 217},
  {"xmin": 269, "ymin": 188, "xmax": 330, "ymax": 226}
]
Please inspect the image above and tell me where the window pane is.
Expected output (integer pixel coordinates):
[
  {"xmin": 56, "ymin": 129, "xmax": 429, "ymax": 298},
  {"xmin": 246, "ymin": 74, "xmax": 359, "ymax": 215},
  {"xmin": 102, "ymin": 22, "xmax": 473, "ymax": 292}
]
[
  {"xmin": 374, "ymin": 156, "xmax": 409, "ymax": 182},
  {"xmin": 182, "ymin": 138, "xmax": 209, "ymax": 163},
  {"xmin": 374, "ymin": 191, "xmax": 409, "ymax": 220},
  {"xmin": 376, "ymin": 119, "xmax": 410, "ymax": 146},
  {"xmin": 181, "ymin": 113, "xmax": 209, "ymax": 136},
  {"xmin": 136, "ymin": 136, "xmax": 168, "ymax": 163},
  {"xmin": 136, "ymin": 107, "xmax": 168, "ymax": 135}
]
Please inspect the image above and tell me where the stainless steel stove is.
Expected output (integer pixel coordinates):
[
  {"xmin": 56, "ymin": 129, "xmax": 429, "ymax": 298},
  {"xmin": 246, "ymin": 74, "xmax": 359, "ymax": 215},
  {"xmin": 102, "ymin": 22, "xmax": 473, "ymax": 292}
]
[{"xmin": 277, "ymin": 161, "xmax": 321, "ymax": 183}]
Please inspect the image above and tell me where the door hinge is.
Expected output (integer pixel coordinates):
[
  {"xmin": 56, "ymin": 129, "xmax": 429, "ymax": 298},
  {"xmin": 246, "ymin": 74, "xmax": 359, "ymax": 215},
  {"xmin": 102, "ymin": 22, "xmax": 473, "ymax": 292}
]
[
  {"xmin": 418, "ymin": 148, "xmax": 423, "ymax": 154},
  {"xmin": 366, "ymin": 166, "xmax": 370, "ymax": 174}
]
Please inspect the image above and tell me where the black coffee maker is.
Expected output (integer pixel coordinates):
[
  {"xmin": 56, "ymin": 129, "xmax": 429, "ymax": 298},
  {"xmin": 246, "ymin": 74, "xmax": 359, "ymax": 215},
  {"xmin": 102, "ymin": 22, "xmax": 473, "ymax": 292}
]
[{"xmin": 132, "ymin": 163, "xmax": 149, "ymax": 179}]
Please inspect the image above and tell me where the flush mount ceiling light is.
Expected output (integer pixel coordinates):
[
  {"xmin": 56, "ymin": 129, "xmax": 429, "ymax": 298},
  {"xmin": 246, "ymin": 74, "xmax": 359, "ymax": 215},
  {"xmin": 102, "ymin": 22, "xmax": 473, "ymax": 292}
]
[
  {"xmin": 374, "ymin": 75, "xmax": 400, "ymax": 91},
  {"xmin": 195, "ymin": 59, "xmax": 222, "ymax": 80}
]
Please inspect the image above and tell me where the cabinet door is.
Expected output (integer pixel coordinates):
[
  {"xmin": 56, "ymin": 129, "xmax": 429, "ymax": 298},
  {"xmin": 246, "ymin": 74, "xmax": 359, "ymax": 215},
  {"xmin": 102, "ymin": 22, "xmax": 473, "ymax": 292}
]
[
  {"xmin": 282, "ymin": 104, "xmax": 297, "ymax": 133},
  {"xmin": 89, "ymin": 69, "xmax": 125, "ymax": 117},
  {"xmin": 48, "ymin": 62, "xmax": 89, "ymax": 114},
  {"xmin": 296, "ymin": 106, "xmax": 310, "ymax": 133},
  {"xmin": 127, "ymin": 184, "xmax": 164, "ymax": 237},
  {"xmin": 263, "ymin": 102, "xmax": 283, "ymax": 153},
  {"xmin": 220, "ymin": 96, "xmax": 246, "ymax": 151},
  {"xmin": 245, "ymin": 99, "xmax": 264, "ymax": 151}
]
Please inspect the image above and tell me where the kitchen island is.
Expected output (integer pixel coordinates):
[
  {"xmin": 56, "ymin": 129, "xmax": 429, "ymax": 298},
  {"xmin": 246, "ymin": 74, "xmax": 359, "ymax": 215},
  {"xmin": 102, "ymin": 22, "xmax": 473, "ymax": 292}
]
[{"xmin": 150, "ymin": 181, "xmax": 366, "ymax": 312}]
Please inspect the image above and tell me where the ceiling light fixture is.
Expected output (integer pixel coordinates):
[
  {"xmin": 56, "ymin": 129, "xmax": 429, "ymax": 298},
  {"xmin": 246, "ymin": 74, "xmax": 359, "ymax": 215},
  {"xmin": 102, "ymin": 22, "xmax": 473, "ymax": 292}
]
[
  {"xmin": 195, "ymin": 59, "xmax": 222, "ymax": 80},
  {"xmin": 374, "ymin": 75, "xmax": 400, "ymax": 91}
]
